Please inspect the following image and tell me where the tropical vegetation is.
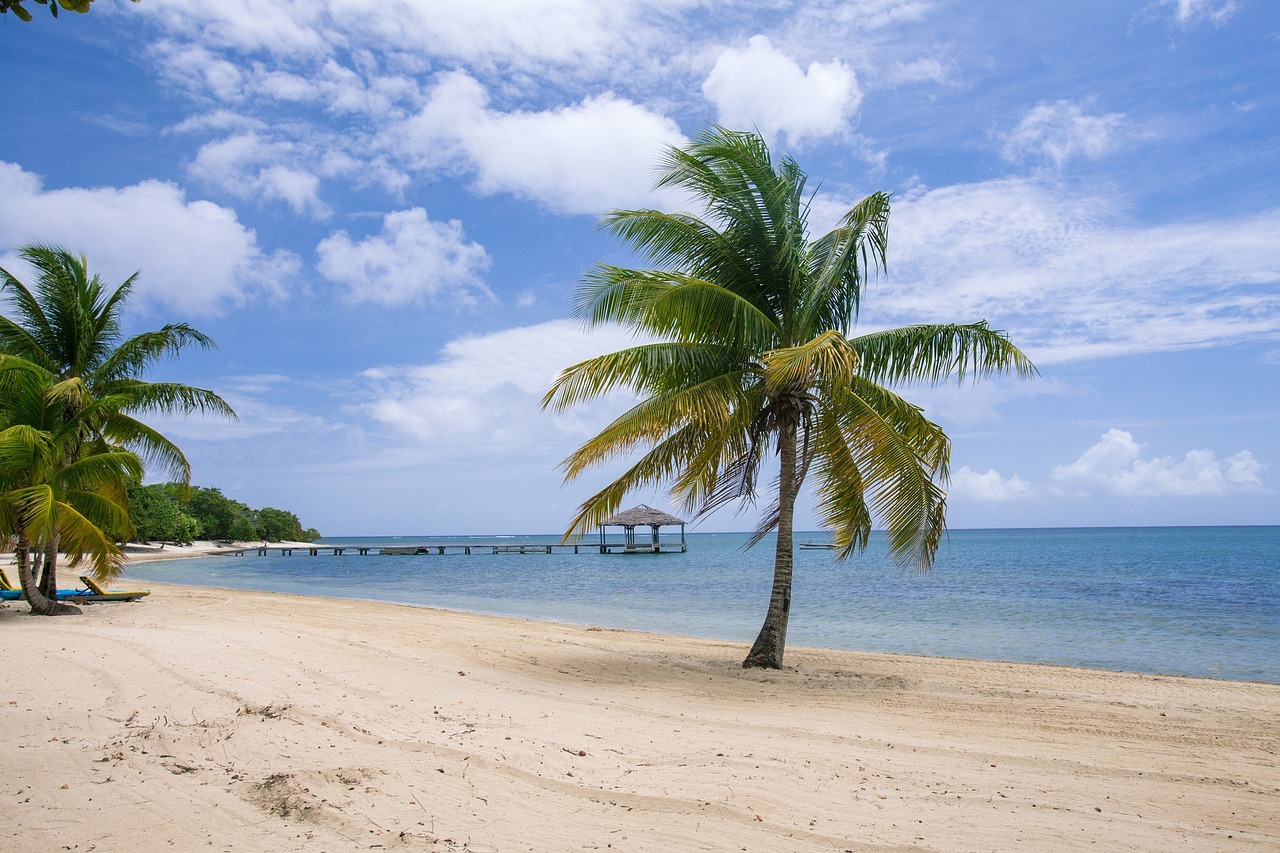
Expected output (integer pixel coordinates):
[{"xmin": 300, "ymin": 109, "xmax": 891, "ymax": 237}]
[
  {"xmin": 126, "ymin": 482, "xmax": 321, "ymax": 544},
  {"xmin": 544, "ymin": 128, "xmax": 1035, "ymax": 668},
  {"xmin": 0, "ymin": 244, "xmax": 234, "ymax": 614}
]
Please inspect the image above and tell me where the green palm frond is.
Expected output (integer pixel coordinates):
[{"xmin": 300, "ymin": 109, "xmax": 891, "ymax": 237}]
[
  {"xmin": 801, "ymin": 191, "xmax": 890, "ymax": 331},
  {"xmin": 852, "ymin": 322, "xmax": 1039, "ymax": 387},
  {"xmin": 544, "ymin": 341, "xmax": 749, "ymax": 410},
  {"xmin": 809, "ymin": 411, "xmax": 873, "ymax": 557},
  {"xmin": 576, "ymin": 266, "xmax": 780, "ymax": 347},
  {"xmin": 760, "ymin": 329, "xmax": 859, "ymax": 396},
  {"xmin": 824, "ymin": 377, "xmax": 951, "ymax": 566},
  {"xmin": 101, "ymin": 378, "xmax": 238, "ymax": 420},
  {"xmin": 94, "ymin": 324, "xmax": 218, "ymax": 384},
  {"xmin": 557, "ymin": 367, "xmax": 750, "ymax": 481}
]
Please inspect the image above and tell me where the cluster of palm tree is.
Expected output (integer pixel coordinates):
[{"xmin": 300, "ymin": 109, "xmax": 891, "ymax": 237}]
[
  {"xmin": 0, "ymin": 244, "xmax": 234, "ymax": 615},
  {"xmin": 545, "ymin": 128, "xmax": 1035, "ymax": 668}
]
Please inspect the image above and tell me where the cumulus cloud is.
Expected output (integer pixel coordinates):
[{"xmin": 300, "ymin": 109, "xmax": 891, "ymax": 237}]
[
  {"xmin": 949, "ymin": 467, "xmax": 1035, "ymax": 502},
  {"xmin": 190, "ymin": 133, "xmax": 330, "ymax": 217},
  {"xmin": 702, "ymin": 35, "xmax": 861, "ymax": 145},
  {"xmin": 1049, "ymin": 429, "xmax": 1265, "ymax": 496},
  {"xmin": 1001, "ymin": 99, "xmax": 1126, "ymax": 168},
  {"xmin": 950, "ymin": 430, "xmax": 1265, "ymax": 504},
  {"xmin": 0, "ymin": 161, "xmax": 297, "ymax": 316},
  {"xmin": 315, "ymin": 208, "xmax": 492, "ymax": 307},
  {"xmin": 356, "ymin": 319, "xmax": 645, "ymax": 456},
  {"xmin": 397, "ymin": 71, "xmax": 686, "ymax": 214}
]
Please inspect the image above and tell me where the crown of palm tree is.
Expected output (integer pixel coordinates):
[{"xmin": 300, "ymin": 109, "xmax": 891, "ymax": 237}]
[{"xmin": 0, "ymin": 243, "xmax": 236, "ymax": 486}]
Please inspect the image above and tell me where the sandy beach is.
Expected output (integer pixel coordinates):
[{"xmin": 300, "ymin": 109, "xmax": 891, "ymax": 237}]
[{"xmin": 1, "ymin": 560, "xmax": 1277, "ymax": 853}]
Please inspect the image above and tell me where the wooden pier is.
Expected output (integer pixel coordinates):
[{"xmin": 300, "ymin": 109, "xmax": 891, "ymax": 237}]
[
  {"xmin": 207, "ymin": 504, "xmax": 691, "ymax": 558},
  {"xmin": 214, "ymin": 540, "xmax": 686, "ymax": 557},
  {"xmin": 212, "ymin": 506, "xmax": 689, "ymax": 558}
]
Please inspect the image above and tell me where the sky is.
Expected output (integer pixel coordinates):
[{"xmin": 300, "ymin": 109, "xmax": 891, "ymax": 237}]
[{"xmin": 1, "ymin": 0, "xmax": 1277, "ymax": 536}]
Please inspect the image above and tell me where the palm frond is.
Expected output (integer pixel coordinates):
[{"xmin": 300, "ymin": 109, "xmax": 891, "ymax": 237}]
[
  {"xmin": 93, "ymin": 324, "xmax": 217, "ymax": 383},
  {"xmin": 543, "ymin": 341, "xmax": 749, "ymax": 411},
  {"xmin": 821, "ymin": 378, "xmax": 951, "ymax": 567},
  {"xmin": 801, "ymin": 191, "xmax": 890, "ymax": 332},
  {"xmin": 575, "ymin": 266, "xmax": 780, "ymax": 347},
  {"xmin": 852, "ymin": 322, "xmax": 1039, "ymax": 386},
  {"xmin": 760, "ymin": 329, "xmax": 859, "ymax": 396}
]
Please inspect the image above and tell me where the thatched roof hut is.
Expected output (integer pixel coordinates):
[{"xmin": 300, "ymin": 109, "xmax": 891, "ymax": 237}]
[
  {"xmin": 598, "ymin": 504, "xmax": 687, "ymax": 553},
  {"xmin": 602, "ymin": 506, "xmax": 686, "ymax": 528}
]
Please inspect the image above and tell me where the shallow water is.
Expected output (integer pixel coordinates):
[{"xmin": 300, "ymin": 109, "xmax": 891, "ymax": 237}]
[{"xmin": 125, "ymin": 526, "xmax": 1280, "ymax": 683}]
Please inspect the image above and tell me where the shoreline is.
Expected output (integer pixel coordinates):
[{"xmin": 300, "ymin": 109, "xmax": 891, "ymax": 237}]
[
  {"xmin": 9, "ymin": 538, "xmax": 1272, "ymax": 685},
  {"xmin": 118, "ymin": 539, "xmax": 318, "ymax": 562},
  {"xmin": 3, "ymin": 581, "xmax": 1278, "ymax": 850}
]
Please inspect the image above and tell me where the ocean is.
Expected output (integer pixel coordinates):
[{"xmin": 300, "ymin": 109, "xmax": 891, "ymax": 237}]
[{"xmin": 124, "ymin": 526, "xmax": 1280, "ymax": 684}]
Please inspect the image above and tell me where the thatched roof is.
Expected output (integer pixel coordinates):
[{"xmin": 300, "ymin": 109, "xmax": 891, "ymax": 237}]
[{"xmin": 601, "ymin": 505, "xmax": 686, "ymax": 527}]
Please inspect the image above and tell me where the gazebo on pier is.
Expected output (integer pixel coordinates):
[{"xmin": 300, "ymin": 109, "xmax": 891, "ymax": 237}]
[{"xmin": 598, "ymin": 505, "xmax": 687, "ymax": 553}]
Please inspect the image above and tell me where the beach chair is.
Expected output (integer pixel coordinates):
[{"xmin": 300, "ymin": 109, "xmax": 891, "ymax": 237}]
[
  {"xmin": 73, "ymin": 576, "xmax": 150, "ymax": 603},
  {"xmin": 0, "ymin": 567, "xmax": 94, "ymax": 601}
]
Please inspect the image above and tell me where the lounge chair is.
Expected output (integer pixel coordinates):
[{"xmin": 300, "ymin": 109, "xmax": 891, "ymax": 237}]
[
  {"xmin": 71, "ymin": 575, "xmax": 150, "ymax": 602},
  {"xmin": 0, "ymin": 567, "xmax": 90, "ymax": 601}
]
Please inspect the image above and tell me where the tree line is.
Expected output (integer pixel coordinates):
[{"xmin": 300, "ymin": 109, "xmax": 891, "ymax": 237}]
[{"xmin": 127, "ymin": 483, "xmax": 321, "ymax": 544}]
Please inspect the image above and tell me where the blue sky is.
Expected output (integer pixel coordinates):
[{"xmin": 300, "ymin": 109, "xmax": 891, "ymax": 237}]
[{"xmin": 2, "ymin": 0, "xmax": 1277, "ymax": 536}]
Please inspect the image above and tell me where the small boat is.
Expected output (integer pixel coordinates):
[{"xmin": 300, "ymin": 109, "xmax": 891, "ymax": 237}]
[{"xmin": 799, "ymin": 542, "xmax": 837, "ymax": 550}]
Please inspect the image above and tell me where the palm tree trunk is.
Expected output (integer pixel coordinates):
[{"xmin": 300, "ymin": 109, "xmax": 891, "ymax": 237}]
[
  {"xmin": 15, "ymin": 533, "xmax": 81, "ymax": 616},
  {"xmin": 37, "ymin": 536, "xmax": 58, "ymax": 599},
  {"xmin": 743, "ymin": 414, "xmax": 799, "ymax": 669}
]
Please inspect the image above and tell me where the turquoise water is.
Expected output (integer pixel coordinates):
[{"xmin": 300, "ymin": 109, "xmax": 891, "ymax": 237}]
[{"xmin": 125, "ymin": 527, "xmax": 1280, "ymax": 683}]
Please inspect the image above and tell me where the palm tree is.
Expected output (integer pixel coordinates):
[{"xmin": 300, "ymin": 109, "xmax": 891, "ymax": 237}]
[
  {"xmin": 543, "ymin": 128, "xmax": 1036, "ymax": 669},
  {"xmin": 0, "ymin": 357, "xmax": 142, "ymax": 615},
  {"xmin": 0, "ymin": 243, "xmax": 236, "ymax": 603}
]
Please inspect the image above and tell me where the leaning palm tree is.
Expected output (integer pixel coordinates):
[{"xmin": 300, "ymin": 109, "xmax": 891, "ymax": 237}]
[
  {"xmin": 543, "ymin": 128, "xmax": 1035, "ymax": 669},
  {"xmin": 0, "ymin": 357, "xmax": 141, "ymax": 615},
  {"xmin": 0, "ymin": 244, "xmax": 236, "ymax": 601}
]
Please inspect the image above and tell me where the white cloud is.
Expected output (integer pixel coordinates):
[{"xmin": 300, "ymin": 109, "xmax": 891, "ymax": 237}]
[
  {"xmin": 151, "ymin": 42, "xmax": 249, "ymax": 102},
  {"xmin": 702, "ymin": 35, "xmax": 861, "ymax": 145},
  {"xmin": 137, "ymin": 0, "xmax": 667, "ymax": 75},
  {"xmin": 315, "ymin": 208, "xmax": 493, "ymax": 307},
  {"xmin": 1159, "ymin": 0, "xmax": 1239, "ymax": 27},
  {"xmin": 189, "ymin": 133, "xmax": 330, "ymax": 218},
  {"xmin": 950, "ymin": 467, "xmax": 1034, "ymax": 502},
  {"xmin": 139, "ymin": 2, "xmax": 328, "ymax": 57},
  {"xmin": 908, "ymin": 377, "xmax": 1064, "ymax": 427},
  {"xmin": 1001, "ymin": 99, "xmax": 1126, "ymax": 168},
  {"xmin": 397, "ymin": 71, "xmax": 686, "ymax": 214},
  {"xmin": 355, "ymin": 319, "xmax": 645, "ymax": 456},
  {"xmin": 886, "ymin": 57, "xmax": 949, "ymax": 85},
  {"xmin": 0, "ymin": 162, "xmax": 296, "ymax": 316},
  {"xmin": 871, "ymin": 178, "xmax": 1280, "ymax": 362},
  {"xmin": 1049, "ymin": 429, "xmax": 1265, "ymax": 496}
]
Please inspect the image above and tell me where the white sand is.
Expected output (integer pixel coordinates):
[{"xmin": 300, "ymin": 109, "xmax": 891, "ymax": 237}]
[{"xmin": 2, "ymin": 577, "xmax": 1277, "ymax": 852}]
